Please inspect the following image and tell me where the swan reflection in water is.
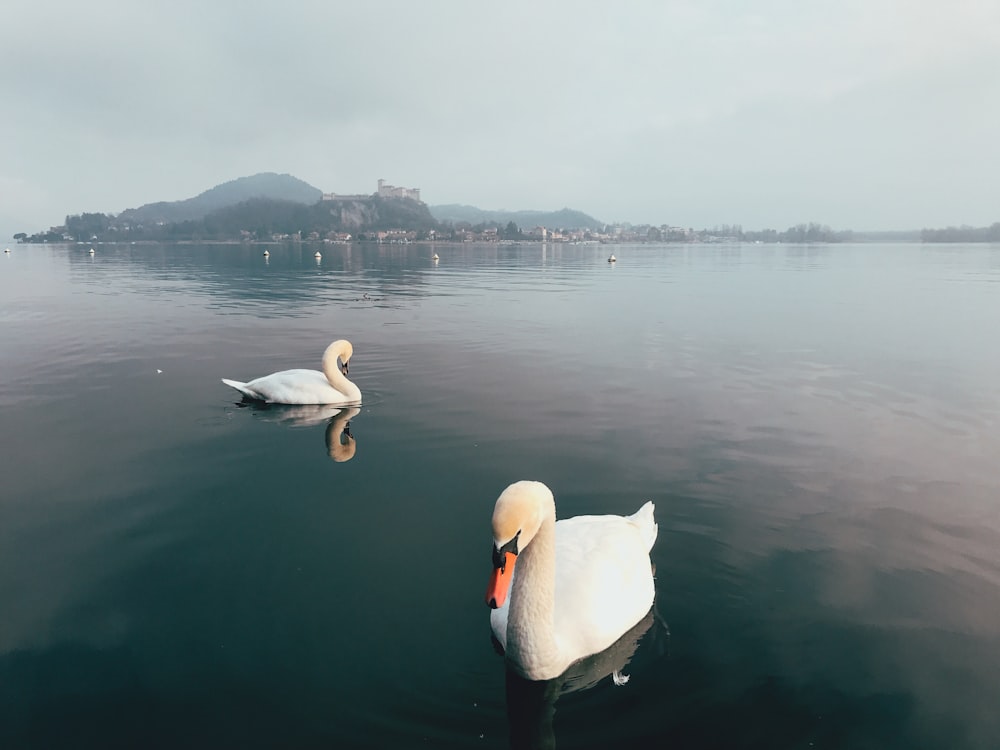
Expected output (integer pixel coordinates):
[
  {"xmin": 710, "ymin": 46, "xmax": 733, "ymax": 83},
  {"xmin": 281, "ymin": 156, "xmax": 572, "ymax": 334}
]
[
  {"xmin": 233, "ymin": 402, "xmax": 360, "ymax": 462},
  {"xmin": 500, "ymin": 606, "xmax": 668, "ymax": 750}
]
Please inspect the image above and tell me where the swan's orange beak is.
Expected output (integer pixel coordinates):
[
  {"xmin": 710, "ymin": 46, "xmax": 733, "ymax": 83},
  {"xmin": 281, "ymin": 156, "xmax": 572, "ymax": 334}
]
[{"xmin": 486, "ymin": 551, "xmax": 517, "ymax": 609}]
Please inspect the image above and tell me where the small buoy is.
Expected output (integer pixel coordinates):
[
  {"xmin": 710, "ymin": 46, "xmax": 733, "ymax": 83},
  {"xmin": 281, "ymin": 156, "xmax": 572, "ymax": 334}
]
[
  {"xmin": 89, "ymin": 247, "xmax": 95, "ymax": 255},
  {"xmin": 156, "ymin": 369, "xmax": 163, "ymax": 374},
  {"xmin": 315, "ymin": 251, "xmax": 322, "ymax": 259},
  {"xmin": 3, "ymin": 247, "xmax": 9, "ymax": 254},
  {"xmin": 608, "ymin": 254, "xmax": 616, "ymax": 263},
  {"xmin": 263, "ymin": 250, "xmax": 269, "ymax": 257}
]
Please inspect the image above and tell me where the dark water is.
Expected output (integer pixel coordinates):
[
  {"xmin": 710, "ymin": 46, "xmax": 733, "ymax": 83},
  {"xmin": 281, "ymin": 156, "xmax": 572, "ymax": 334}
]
[{"xmin": 1, "ymin": 241, "xmax": 999, "ymax": 749}]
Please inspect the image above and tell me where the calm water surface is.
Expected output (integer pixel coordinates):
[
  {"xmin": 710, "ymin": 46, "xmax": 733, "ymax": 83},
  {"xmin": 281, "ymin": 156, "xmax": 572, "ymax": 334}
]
[{"xmin": 1, "ymin": 241, "xmax": 999, "ymax": 749}]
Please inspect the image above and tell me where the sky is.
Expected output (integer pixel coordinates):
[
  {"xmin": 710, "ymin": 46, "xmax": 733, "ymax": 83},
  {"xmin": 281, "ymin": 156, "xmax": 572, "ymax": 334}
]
[{"xmin": 2, "ymin": 0, "xmax": 999, "ymax": 237}]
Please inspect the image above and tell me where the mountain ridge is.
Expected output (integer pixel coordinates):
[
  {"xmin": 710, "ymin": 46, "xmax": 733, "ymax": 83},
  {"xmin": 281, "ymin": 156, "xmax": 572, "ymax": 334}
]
[
  {"xmin": 427, "ymin": 203, "xmax": 603, "ymax": 230},
  {"xmin": 116, "ymin": 173, "xmax": 323, "ymax": 225}
]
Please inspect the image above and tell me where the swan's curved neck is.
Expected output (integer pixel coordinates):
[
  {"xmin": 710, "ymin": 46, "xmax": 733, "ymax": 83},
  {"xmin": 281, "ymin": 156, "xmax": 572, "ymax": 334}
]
[
  {"xmin": 321, "ymin": 343, "xmax": 361, "ymax": 402},
  {"xmin": 506, "ymin": 504, "xmax": 560, "ymax": 676}
]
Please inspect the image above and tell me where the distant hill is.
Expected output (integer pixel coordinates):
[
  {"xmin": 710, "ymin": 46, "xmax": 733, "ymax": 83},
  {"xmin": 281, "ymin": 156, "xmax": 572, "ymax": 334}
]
[
  {"xmin": 116, "ymin": 173, "xmax": 323, "ymax": 225},
  {"xmin": 49, "ymin": 193, "xmax": 440, "ymax": 243},
  {"xmin": 199, "ymin": 194, "xmax": 439, "ymax": 237},
  {"xmin": 429, "ymin": 204, "xmax": 603, "ymax": 230}
]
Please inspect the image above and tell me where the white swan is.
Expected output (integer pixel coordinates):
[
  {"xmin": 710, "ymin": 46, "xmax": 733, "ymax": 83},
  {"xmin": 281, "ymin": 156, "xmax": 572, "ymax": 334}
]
[
  {"xmin": 221, "ymin": 339, "xmax": 361, "ymax": 405},
  {"xmin": 486, "ymin": 480, "xmax": 657, "ymax": 681},
  {"xmin": 608, "ymin": 254, "xmax": 616, "ymax": 263}
]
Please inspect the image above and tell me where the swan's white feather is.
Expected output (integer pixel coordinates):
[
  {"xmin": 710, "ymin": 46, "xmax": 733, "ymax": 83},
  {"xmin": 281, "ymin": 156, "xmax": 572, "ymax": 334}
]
[
  {"xmin": 490, "ymin": 497, "xmax": 657, "ymax": 677},
  {"xmin": 220, "ymin": 340, "xmax": 361, "ymax": 405},
  {"xmin": 240, "ymin": 368, "xmax": 348, "ymax": 404},
  {"xmin": 220, "ymin": 378, "xmax": 263, "ymax": 400}
]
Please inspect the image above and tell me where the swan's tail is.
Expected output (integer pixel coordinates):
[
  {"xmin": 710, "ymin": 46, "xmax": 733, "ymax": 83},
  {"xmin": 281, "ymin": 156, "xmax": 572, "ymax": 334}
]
[
  {"xmin": 221, "ymin": 378, "xmax": 262, "ymax": 401},
  {"xmin": 629, "ymin": 501, "xmax": 658, "ymax": 552}
]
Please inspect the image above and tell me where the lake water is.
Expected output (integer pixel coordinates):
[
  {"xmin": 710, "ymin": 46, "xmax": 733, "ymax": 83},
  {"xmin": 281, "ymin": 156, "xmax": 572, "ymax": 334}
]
[{"xmin": 1, "ymin": 241, "xmax": 999, "ymax": 749}]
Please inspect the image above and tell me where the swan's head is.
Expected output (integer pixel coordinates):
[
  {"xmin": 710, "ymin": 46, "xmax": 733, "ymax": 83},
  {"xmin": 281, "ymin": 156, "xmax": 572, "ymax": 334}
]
[
  {"xmin": 324, "ymin": 339, "xmax": 354, "ymax": 375},
  {"xmin": 485, "ymin": 480, "xmax": 553, "ymax": 609}
]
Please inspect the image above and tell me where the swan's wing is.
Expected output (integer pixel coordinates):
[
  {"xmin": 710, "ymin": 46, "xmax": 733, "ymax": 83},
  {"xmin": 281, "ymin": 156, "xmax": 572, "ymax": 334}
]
[
  {"xmin": 553, "ymin": 514, "xmax": 656, "ymax": 659},
  {"xmin": 244, "ymin": 369, "xmax": 346, "ymax": 405}
]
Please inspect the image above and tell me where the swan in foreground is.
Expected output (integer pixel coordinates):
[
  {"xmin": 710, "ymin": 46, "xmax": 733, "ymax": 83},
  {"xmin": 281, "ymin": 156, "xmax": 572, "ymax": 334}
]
[
  {"xmin": 221, "ymin": 339, "xmax": 361, "ymax": 405},
  {"xmin": 486, "ymin": 480, "xmax": 657, "ymax": 681}
]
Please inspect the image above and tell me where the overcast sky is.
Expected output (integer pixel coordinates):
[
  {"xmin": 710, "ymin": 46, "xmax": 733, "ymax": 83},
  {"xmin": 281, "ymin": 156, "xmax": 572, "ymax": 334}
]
[{"xmin": 3, "ymin": 0, "xmax": 999, "ymax": 237}]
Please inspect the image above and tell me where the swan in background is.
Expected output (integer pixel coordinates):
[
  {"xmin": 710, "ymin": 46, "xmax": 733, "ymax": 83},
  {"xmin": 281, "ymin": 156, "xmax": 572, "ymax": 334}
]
[
  {"xmin": 221, "ymin": 339, "xmax": 361, "ymax": 405},
  {"xmin": 486, "ymin": 480, "xmax": 657, "ymax": 681},
  {"xmin": 607, "ymin": 254, "xmax": 616, "ymax": 263}
]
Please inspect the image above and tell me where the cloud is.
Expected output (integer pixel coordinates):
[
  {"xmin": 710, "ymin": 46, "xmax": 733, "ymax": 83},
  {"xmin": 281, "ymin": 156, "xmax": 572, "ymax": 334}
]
[{"xmin": 2, "ymin": 0, "xmax": 999, "ymax": 234}]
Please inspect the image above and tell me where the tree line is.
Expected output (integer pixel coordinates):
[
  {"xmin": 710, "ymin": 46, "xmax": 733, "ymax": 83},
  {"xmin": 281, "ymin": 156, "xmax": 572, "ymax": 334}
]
[{"xmin": 920, "ymin": 223, "xmax": 1000, "ymax": 242}]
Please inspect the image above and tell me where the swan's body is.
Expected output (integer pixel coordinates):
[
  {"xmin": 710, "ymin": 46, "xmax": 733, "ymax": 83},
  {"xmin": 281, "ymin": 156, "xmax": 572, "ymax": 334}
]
[
  {"xmin": 221, "ymin": 339, "xmax": 361, "ymax": 405},
  {"xmin": 486, "ymin": 480, "xmax": 657, "ymax": 681},
  {"xmin": 608, "ymin": 254, "xmax": 616, "ymax": 263}
]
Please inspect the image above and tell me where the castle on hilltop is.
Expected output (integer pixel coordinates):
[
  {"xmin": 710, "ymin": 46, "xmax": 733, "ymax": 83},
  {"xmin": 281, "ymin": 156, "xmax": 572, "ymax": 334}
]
[
  {"xmin": 377, "ymin": 179, "xmax": 421, "ymax": 202},
  {"xmin": 322, "ymin": 179, "xmax": 422, "ymax": 203}
]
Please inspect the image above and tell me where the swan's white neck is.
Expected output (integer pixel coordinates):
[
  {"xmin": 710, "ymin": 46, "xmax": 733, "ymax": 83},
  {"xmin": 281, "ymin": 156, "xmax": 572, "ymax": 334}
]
[
  {"xmin": 321, "ymin": 342, "xmax": 361, "ymax": 402},
  {"xmin": 506, "ymin": 503, "xmax": 561, "ymax": 677}
]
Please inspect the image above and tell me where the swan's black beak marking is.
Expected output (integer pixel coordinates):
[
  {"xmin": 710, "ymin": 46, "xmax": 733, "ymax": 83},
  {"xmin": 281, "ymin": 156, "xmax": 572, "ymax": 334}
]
[
  {"xmin": 492, "ymin": 534, "xmax": 519, "ymax": 573},
  {"xmin": 487, "ymin": 531, "xmax": 520, "ymax": 609},
  {"xmin": 341, "ymin": 360, "xmax": 349, "ymax": 375}
]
